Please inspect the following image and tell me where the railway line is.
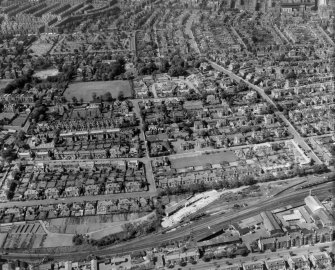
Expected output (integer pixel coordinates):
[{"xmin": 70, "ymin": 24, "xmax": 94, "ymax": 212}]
[{"xmin": 2, "ymin": 181, "xmax": 334, "ymax": 262}]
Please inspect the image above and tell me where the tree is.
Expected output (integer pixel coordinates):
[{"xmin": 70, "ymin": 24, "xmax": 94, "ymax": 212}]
[
  {"xmin": 92, "ymin": 92, "xmax": 97, "ymax": 102},
  {"xmin": 102, "ymin": 92, "xmax": 113, "ymax": 102},
  {"xmin": 72, "ymin": 234, "xmax": 84, "ymax": 245},
  {"xmin": 179, "ymin": 260, "xmax": 187, "ymax": 267},
  {"xmin": 1, "ymin": 148, "xmax": 17, "ymax": 164},
  {"xmin": 240, "ymin": 175, "xmax": 256, "ymax": 186},
  {"xmin": 312, "ymin": 164, "xmax": 328, "ymax": 174},
  {"xmin": 117, "ymin": 91, "xmax": 124, "ymax": 101},
  {"xmin": 285, "ymin": 71, "xmax": 297, "ymax": 80},
  {"xmin": 202, "ymin": 254, "xmax": 212, "ymax": 262},
  {"xmin": 72, "ymin": 96, "xmax": 78, "ymax": 104},
  {"xmin": 237, "ymin": 81, "xmax": 249, "ymax": 92},
  {"xmin": 189, "ymin": 257, "xmax": 197, "ymax": 264},
  {"xmin": 14, "ymin": 131, "xmax": 27, "ymax": 148}
]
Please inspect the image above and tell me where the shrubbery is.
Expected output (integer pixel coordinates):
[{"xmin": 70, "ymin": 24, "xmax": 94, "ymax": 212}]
[{"xmin": 89, "ymin": 216, "xmax": 161, "ymax": 247}]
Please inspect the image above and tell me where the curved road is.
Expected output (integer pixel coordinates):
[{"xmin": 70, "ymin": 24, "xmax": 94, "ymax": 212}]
[{"xmin": 2, "ymin": 182, "xmax": 334, "ymax": 262}]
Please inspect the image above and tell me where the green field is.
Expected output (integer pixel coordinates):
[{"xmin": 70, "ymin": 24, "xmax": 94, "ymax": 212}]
[
  {"xmin": 64, "ymin": 80, "xmax": 132, "ymax": 102},
  {"xmin": 171, "ymin": 151, "xmax": 238, "ymax": 169}
]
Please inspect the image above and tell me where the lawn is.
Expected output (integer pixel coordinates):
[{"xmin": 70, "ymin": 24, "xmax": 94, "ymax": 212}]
[
  {"xmin": 48, "ymin": 213, "xmax": 145, "ymax": 234},
  {"xmin": 43, "ymin": 233, "xmax": 74, "ymax": 247},
  {"xmin": 64, "ymin": 80, "xmax": 132, "ymax": 102},
  {"xmin": 171, "ymin": 151, "xmax": 238, "ymax": 169}
]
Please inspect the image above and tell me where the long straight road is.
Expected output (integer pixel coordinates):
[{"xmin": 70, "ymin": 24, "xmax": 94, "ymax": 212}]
[
  {"xmin": 182, "ymin": 241, "xmax": 335, "ymax": 270},
  {"xmin": 185, "ymin": 11, "xmax": 201, "ymax": 54},
  {"xmin": 3, "ymin": 182, "xmax": 333, "ymax": 262},
  {"xmin": 209, "ymin": 61, "xmax": 323, "ymax": 165},
  {"xmin": 0, "ymin": 190, "xmax": 158, "ymax": 209},
  {"xmin": 132, "ymin": 99, "xmax": 157, "ymax": 193}
]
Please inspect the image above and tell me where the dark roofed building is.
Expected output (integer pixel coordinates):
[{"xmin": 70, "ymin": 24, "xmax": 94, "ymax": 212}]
[
  {"xmin": 243, "ymin": 261, "xmax": 264, "ymax": 270},
  {"xmin": 265, "ymin": 258, "xmax": 286, "ymax": 270},
  {"xmin": 260, "ymin": 211, "xmax": 283, "ymax": 236},
  {"xmin": 197, "ymin": 232, "xmax": 241, "ymax": 249},
  {"xmin": 287, "ymin": 255, "xmax": 310, "ymax": 270}
]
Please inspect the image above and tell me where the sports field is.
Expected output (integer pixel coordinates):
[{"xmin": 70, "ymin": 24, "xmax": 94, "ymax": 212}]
[
  {"xmin": 64, "ymin": 80, "xmax": 132, "ymax": 102},
  {"xmin": 171, "ymin": 151, "xmax": 238, "ymax": 169}
]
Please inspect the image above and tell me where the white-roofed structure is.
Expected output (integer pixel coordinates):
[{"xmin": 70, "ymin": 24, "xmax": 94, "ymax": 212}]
[
  {"xmin": 304, "ymin": 195, "xmax": 325, "ymax": 212},
  {"xmin": 161, "ymin": 190, "xmax": 221, "ymax": 228}
]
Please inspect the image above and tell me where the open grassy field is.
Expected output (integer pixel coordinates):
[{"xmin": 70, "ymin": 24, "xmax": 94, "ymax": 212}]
[
  {"xmin": 64, "ymin": 80, "xmax": 132, "ymax": 102},
  {"xmin": 48, "ymin": 213, "xmax": 146, "ymax": 234},
  {"xmin": 43, "ymin": 234, "xmax": 74, "ymax": 247},
  {"xmin": 171, "ymin": 151, "xmax": 238, "ymax": 169}
]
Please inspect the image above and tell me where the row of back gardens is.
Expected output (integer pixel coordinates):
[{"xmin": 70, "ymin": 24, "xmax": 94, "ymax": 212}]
[{"xmin": 0, "ymin": 160, "xmax": 148, "ymax": 202}]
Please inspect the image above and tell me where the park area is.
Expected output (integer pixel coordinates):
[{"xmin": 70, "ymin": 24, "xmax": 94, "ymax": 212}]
[{"xmin": 64, "ymin": 80, "xmax": 132, "ymax": 102}]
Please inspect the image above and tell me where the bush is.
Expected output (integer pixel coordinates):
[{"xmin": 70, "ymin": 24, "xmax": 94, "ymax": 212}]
[
  {"xmin": 202, "ymin": 254, "xmax": 212, "ymax": 262},
  {"xmin": 72, "ymin": 234, "xmax": 84, "ymax": 245},
  {"xmin": 91, "ymin": 216, "xmax": 161, "ymax": 247}
]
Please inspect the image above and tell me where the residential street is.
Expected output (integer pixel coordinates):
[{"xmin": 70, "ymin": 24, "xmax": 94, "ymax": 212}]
[
  {"xmin": 176, "ymin": 242, "xmax": 335, "ymax": 270},
  {"xmin": 209, "ymin": 61, "xmax": 323, "ymax": 165}
]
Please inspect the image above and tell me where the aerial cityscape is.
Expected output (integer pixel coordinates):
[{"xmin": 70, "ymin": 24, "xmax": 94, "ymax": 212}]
[{"xmin": 0, "ymin": 0, "xmax": 333, "ymax": 269}]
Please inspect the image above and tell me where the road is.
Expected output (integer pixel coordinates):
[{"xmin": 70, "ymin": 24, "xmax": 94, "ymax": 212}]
[
  {"xmin": 0, "ymin": 89, "xmax": 309, "ymax": 209},
  {"xmin": 0, "ymin": 190, "xmax": 158, "ymax": 209},
  {"xmin": 2, "ymin": 182, "xmax": 333, "ymax": 262},
  {"xmin": 185, "ymin": 11, "xmax": 201, "ymax": 54},
  {"xmin": 209, "ymin": 61, "xmax": 322, "ymax": 165},
  {"xmin": 0, "ymin": 146, "xmax": 324, "ymax": 213},
  {"xmin": 182, "ymin": 241, "xmax": 335, "ymax": 270},
  {"xmin": 153, "ymin": 25, "xmax": 161, "ymax": 57},
  {"xmin": 132, "ymin": 100, "xmax": 157, "ymax": 193},
  {"xmin": 131, "ymin": 31, "xmax": 136, "ymax": 53},
  {"xmin": 0, "ymin": 100, "xmax": 158, "ymax": 208}
]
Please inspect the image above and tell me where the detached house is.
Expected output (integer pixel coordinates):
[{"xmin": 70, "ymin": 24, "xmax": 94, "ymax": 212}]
[
  {"xmin": 64, "ymin": 186, "xmax": 80, "ymax": 197},
  {"xmin": 308, "ymin": 252, "xmax": 331, "ymax": 269},
  {"xmin": 265, "ymin": 258, "xmax": 286, "ymax": 270},
  {"xmin": 243, "ymin": 261, "xmax": 264, "ymax": 270},
  {"xmin": 287, "ymin": 255, "xmax": 310, "ymax": 270}
]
